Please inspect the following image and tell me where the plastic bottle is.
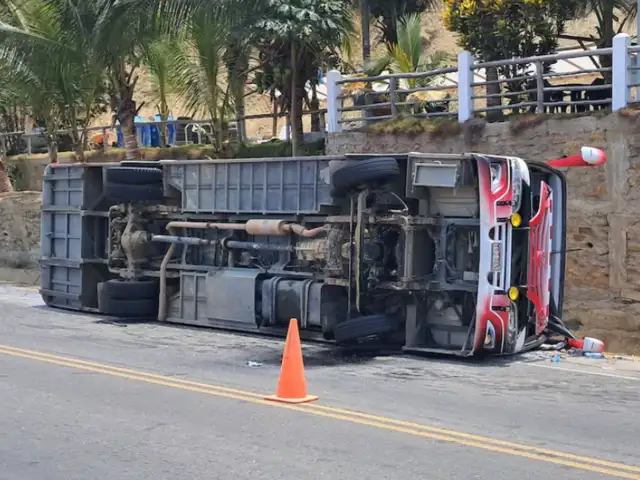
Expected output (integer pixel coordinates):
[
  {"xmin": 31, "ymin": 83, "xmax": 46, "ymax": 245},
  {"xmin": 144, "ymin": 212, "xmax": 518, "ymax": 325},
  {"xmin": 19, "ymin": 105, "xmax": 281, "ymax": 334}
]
[{"xmin": 584, "ymin": 352, "xmax": 605, "ymax": 359}]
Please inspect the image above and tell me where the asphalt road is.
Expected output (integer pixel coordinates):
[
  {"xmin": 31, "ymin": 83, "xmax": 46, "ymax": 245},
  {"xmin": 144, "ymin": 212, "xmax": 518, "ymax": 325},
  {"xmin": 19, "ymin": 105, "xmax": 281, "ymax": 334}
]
[{"xmin": 0, "ymin": 285, "xmax": 639, "ymax": 480}]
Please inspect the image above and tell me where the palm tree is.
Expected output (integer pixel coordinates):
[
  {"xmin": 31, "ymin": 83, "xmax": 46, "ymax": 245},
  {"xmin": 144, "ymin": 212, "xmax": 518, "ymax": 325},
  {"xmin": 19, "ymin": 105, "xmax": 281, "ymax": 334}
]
[
  {"xmin": 144, "ymin": 38, "xmax": 176, "ymax": 146},
  {"xmin": 362, "ymin": 13, "xmax": 450, "ymax": 115},
  {"xmin": 569, "ymin": 0, "xmax": 635, "ymax": 81},
  {"xmin": 253, "ymin": 0, "xmax": 353, "ymax": 155},
  {"xmin": 365, "ymin": 13, "xmax": 450, "ymax": 87},
  {"xmin": 93, "ymin": 0, "xmax": 167, "ymax": 160},
  {"xmin": 576, "ymin": 0, "xmax": 635, "ymax": 48},
  {"xmin": 224, "ymin": 41, "xmax": 251, "ymax": 144},
  {"xmin": 0, "ymin": 40, "xmax": 62, "ymax": 163},
  {"xmin": 170, "ymin": 6, "xmax": 235, "ymax": 151},
  {"xmin": 0, "ymin": 0, "xmax": 107, "ymax": 162}
]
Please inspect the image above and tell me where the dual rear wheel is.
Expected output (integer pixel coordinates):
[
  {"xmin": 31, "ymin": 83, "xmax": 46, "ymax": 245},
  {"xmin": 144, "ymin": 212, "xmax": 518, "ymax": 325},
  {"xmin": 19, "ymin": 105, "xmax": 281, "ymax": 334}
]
[{"xmin": 98, "ymin": 279, "xmax": 159, "ymax": 318}]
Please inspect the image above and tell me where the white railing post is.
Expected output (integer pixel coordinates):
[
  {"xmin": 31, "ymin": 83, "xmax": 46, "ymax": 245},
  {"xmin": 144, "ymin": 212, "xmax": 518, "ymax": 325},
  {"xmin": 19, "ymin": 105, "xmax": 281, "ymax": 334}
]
[
  {"xmin": 326, "ymin": 69, "xmax": 343, "ymax": 133},
  {"xmin": 612, "ymin": 33, "xmax": 631, "ymax": 111},
  {"xmin": 457, "ymin": 51, "xmax": 474, "ymax": 122}
]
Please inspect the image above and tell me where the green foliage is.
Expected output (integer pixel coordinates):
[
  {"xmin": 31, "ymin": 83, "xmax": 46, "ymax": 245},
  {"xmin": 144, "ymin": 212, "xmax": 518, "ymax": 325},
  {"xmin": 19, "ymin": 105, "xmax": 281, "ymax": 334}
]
[
  {"xmin": 0, "ymin": 0, "xmax": 117, "ymax": 160},
  {"xmin": 170, "ymin": 7, "xmax": 234, "ymax": 150},
  {"xmin": 443, "ymin": 0, "xmax": 582, "ymax": 113},
  {"xmin": 365, "ymin": 116, "xmax": 462, "ymax": 137},
  {"xmin": 443, "ymin": 0, "xmax": 581, "ymax": 63},
  {"xmin": 365, "ymin": 14, "xmax": 451, "ymax": 88},
  {"xmin": 251, "ymin": 0, "xmax": 353, "ymax": 138},
  {"xmin": 573, "ymin": 0, "xmax": 636, "ymax": 49},
  {"xmin": 234, "ymin": 138, "xmax": 325, "ymax": 157}
]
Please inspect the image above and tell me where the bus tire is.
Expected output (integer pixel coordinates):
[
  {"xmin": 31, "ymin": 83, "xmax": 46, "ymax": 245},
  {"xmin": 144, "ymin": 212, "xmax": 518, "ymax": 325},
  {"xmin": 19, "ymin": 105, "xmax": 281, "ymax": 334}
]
[
  {"xmin": 333, "ymin": 314, "xmax": 399, "ymax": 345},
  {"xmin": 98, "ymin": 279, "xmax": 159, "ymax": 318},
  {"xmin": 330, "ymin": 157, "xmax": 400, "ymax": 197},
  {"xmin": 106, "ymin": 166, "xmax": 163, "ymax": 185}
]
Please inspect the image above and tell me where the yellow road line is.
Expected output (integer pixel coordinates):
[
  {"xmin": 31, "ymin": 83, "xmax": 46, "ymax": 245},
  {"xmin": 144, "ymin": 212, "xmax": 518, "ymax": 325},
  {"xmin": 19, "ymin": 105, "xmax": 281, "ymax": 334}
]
[
  {"xmin": 0, "ymin": 344, "xmax": 635, "ymax": 472},
  {"xmin": 0, "ymin": 345, "xmax": 638, "ymax": 479}
]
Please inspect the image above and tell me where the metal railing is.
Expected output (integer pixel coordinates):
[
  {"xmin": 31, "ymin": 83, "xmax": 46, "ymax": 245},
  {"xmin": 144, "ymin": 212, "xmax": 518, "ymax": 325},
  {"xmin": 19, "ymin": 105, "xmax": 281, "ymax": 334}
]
[
  {"xmin": 472, "ymin": 48, "xmax": 613, "ymax": 117},
  {"xmin": 335, "ymin": 67, "xmax": 458, "ymax": 129},
  {"xmin": 627, "ymin": 45, "xmax": 640, "ymax": 102},
  {"xmin": 326, "ymin": 33, "xmax": 635, "ymax": 132}
]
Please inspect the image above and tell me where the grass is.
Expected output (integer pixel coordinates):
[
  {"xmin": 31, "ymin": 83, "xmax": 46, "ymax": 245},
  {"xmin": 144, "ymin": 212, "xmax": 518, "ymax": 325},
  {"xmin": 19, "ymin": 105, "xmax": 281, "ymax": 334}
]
[
  {"xmin": 358, "ymin": 108, "xmax": 618, "ymax": 139},
  {"xmin": 4, "ymin": 139, "xmax": 328, "ymax": 191},
  {"xmin": 7, "ymin": 138, "xmax": 326, "ymax": 164},
  {"xmin": 365, "ymin": 117, "xmax": 462, "ymax": 137}
]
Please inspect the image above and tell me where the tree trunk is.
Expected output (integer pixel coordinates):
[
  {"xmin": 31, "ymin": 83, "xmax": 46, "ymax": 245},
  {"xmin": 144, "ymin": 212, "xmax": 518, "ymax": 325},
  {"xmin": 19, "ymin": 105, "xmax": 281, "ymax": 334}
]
[
  {"xmin": 232, "ymin": 48, "xmax": 249, "ymax": 144},
  {"xmin": 71, "ymin": 129, "xmax": 85, "ymax": 163},
  {"xmin": 0, "ymin": 159, "xmax": 14, "ymax": 194},
  {"xmin": 159, "ymin": 118, "xmax": 168, "ymax": 147},
  {"xmin": 83, "ymin": 127, "xmax": 90, "ymax": 152},
  {"xmin": 600, "ymin": 3, "xmax": 614, "ymax": 83},
  {"xmin": 74, "ymin": 141, "xmax": 85, "ymax": 163},
  {"xmin": 158, "ymin": 90, "xmax": 170, "ymax": 147},
  {"xmin": 486, "ymin": 66, "xmax": 504, "ymax": 122},
  {"xmin": 235, "ymin": 88, "xmax": 247, "ymax": 143},
  {"xmin": 383, "ymin": 4, "xmax": 399, "ymax": 45},
  {"xmin": 159, "ymin": 106, "xmax": 169, "ymax": 147},
  {"xmin": 116, "ymin": 88, "xmax": 141, "ymax": 160},
  {"xmin": 293, "ymin": 84, "xmax": 304, "ymax": 148},
  {"xmin": 310, "ymin": 84, "xmax": 321, "ymax": 132},
  {"xmin": 111, "ymin": 63, "xmax": 142, "ymax": 161},
  {"xmin": 121, "ymin": 113, "xmax": 140, "ymax": 161},
  {"xmin": 272, "ymin": 97, "xmax": 278, "ymax": 138},
  {"xmin": 290, "ymin": 41, "xmax": 299, "ymax": 156},
  {"xmin": 47, "ymin": 137, "xmax": 58, "ymax": 164},
  {"xmin": 69, "ymin": 109, "xmax": 85, "ymax": 162}
]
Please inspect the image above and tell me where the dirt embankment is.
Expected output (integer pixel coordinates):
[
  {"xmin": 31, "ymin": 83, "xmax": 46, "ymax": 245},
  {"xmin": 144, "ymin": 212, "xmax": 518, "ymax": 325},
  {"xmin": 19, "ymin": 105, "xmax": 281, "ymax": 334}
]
[
  {"xmin": 0, "ymin": 191, "xmax": 41, "ymax": 266},
  {"xmin": 0, "ymin": 191, "xmax": 42, "ymax": 287}
]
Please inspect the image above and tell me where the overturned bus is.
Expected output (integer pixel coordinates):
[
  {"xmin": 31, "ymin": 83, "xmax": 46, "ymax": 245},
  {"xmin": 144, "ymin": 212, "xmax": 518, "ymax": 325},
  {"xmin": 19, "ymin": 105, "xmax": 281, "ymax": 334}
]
[{"xmin": 39, "ymin": 147, "xmax": 606, "ymax": 356}]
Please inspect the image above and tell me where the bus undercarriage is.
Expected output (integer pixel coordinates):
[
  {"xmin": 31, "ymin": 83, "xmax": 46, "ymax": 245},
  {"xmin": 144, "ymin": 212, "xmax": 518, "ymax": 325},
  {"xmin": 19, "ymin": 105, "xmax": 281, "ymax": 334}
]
[{"xmin": 39, "ymin": 148, "xmax": 606, "ymax": 357}]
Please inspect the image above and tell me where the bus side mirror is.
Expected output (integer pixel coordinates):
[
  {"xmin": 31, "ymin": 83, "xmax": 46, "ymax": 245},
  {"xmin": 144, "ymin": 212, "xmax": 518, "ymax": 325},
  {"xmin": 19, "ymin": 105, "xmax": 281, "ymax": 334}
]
[{"xmin": 546, "ymin": 147, "xmax": 606, "ymax": 168}]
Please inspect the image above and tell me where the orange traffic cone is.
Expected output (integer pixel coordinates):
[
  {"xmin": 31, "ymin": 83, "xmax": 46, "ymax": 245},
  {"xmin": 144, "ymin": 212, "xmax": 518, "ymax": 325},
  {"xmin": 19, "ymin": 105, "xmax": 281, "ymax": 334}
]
[{"xmin": 264, "ymin": 318, "xmax": 319, "ymax": 404}]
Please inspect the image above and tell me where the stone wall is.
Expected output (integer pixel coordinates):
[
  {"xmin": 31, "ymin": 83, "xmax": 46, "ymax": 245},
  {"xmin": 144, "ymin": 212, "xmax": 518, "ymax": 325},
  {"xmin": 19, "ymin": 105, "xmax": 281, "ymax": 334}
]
[{"xmin": 327, "ymin": 113, "xmax": 640, "ymax": 353}]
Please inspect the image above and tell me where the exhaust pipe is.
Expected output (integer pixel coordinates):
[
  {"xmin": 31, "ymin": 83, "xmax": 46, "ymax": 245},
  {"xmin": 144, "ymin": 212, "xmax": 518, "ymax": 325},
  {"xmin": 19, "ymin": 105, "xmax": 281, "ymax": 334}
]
[{"xmin": 157, "ymin": 219, "xmax": 325, "ymax": 321}]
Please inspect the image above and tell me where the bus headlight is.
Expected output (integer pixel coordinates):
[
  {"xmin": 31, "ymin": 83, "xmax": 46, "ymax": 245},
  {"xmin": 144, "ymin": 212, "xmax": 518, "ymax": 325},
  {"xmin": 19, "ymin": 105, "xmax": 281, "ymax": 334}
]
[
  {"xmin": 511, "ymin": 159, "xmax": 523, "ymax": 212},
  {"xmin": 490, "ymin": 163, "xmax": 503, "ymax": 192}
]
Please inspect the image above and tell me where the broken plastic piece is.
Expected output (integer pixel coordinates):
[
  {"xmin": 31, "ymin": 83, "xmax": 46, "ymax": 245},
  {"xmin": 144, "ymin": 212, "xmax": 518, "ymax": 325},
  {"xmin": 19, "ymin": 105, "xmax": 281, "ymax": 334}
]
[
  {"xmin": 546, "ymin": 146, "xmax": 606, "ymax": 168},
  {"xmin": 567, "ymin": 337, "xmax": 605, "ymax": 353}
]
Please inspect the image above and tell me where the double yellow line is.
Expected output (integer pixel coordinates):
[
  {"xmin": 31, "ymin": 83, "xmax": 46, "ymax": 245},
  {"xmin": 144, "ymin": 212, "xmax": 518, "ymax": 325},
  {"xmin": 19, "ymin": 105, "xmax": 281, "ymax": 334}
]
[{"xmin": 1, "ymin": 344, "xmax": 639, "ymax": 479}]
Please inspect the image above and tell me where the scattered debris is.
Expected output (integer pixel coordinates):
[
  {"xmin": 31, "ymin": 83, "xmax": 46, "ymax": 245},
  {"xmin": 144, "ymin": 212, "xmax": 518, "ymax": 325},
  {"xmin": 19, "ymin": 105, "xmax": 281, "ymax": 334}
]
[
  {"xmin": 96, "ymin": 319, "xmax": 127, "ymax": 327},
  {"xmin": 551, "ymin": 353, "xmax": 562, "ymax": 363},
  {"xmin": 246, "ymin": 361, "xmax": 263, "ymax": 367},
  {"xmin": 605, "ymin": 354, "xmax": 635, "ymax": 362}
]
